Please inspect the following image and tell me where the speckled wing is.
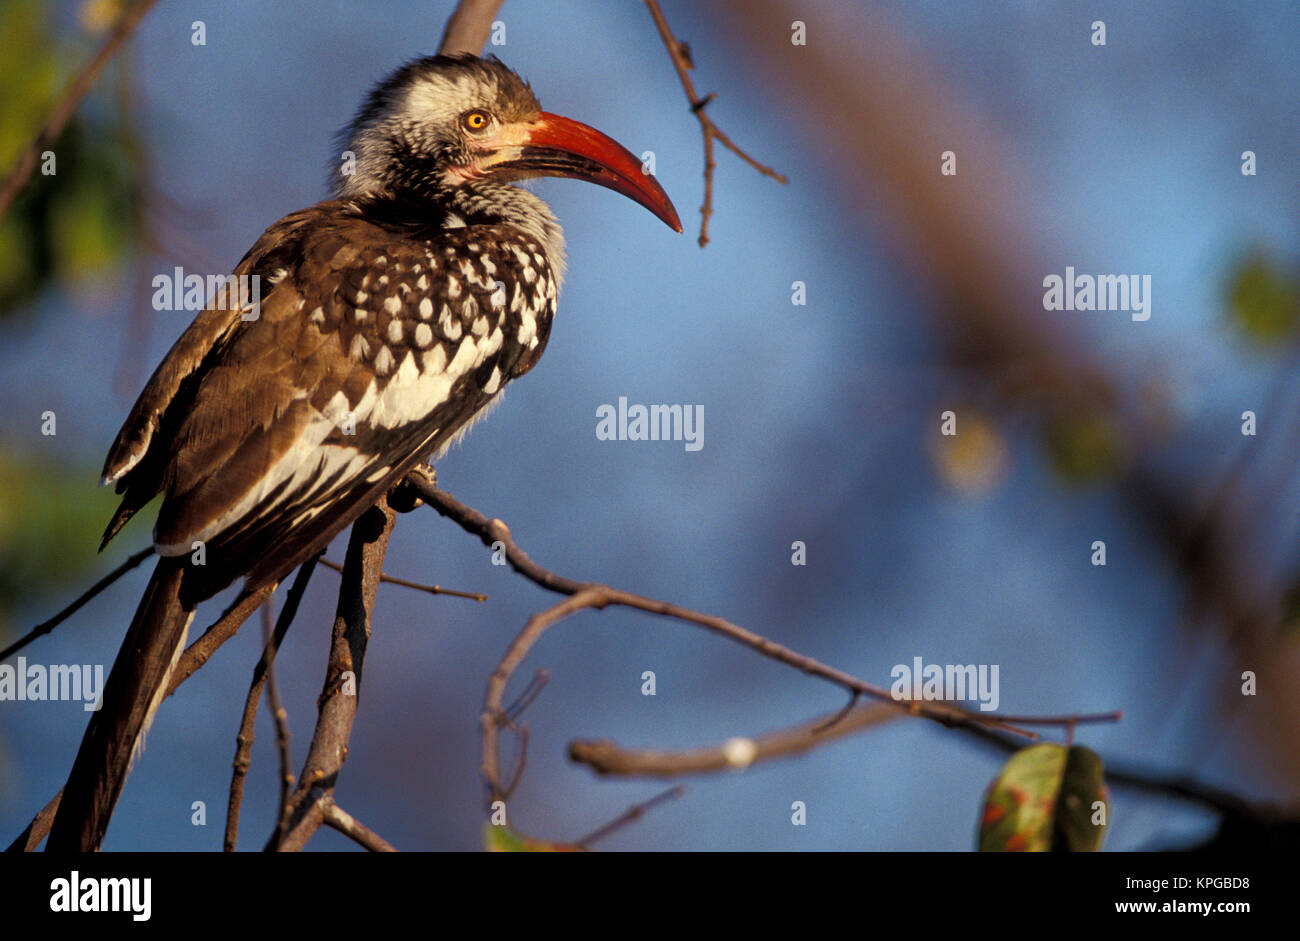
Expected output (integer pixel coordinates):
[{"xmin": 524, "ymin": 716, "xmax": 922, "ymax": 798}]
[{"xmin": 101, "ymin": 198, "xmax": 557, "ymax": 597}]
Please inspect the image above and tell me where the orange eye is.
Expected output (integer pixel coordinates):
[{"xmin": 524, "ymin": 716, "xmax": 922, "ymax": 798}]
[{"xmin": 462, "ymin": 110, "xmax": 490, "ymax": 132}]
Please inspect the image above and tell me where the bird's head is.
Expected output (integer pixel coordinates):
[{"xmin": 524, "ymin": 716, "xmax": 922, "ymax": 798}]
[{"xmin": 335, "ymin": 54, "xmax": 681, "ymax": 232}]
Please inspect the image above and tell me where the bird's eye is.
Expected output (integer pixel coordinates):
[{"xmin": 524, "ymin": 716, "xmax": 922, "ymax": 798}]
[{"xmin": 462, "ymin": 110, "xmax": 491, "ymax": 133}]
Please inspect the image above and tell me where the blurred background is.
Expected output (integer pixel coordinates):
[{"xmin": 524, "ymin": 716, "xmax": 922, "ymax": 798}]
[{"xmin": 1, "ymin": 0, "xmax": 1298, "ymax": 850}]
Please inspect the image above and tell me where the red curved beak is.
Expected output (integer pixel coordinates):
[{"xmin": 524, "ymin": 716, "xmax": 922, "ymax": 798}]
[{"xmin": 485, "ymin": 112, "xmax": 682, "ymax": 233}]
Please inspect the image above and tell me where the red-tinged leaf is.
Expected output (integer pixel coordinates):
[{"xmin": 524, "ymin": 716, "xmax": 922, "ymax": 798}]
[{"xmin": 978, "ymin": 743, "xmax": 1110, "ymax": 852}]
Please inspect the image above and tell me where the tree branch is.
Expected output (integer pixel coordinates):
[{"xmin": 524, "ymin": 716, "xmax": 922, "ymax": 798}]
[
  {"xmin": 407, "ymin": 467, "xmax": 585, "ymax": 595},
  {"xmin": 168, "ymin": 583, "xmax": 277, "ymax": 693},
  {"xmin": 643, "ymin": 0, "xmax": 787, "ymax": 247},
  {"xmin": 267, "ymin": 499, "xmax": 396, "ymax": 851},
  {"xmin": 224, "ymin": 558, "xmax": 317, "ymax": 851},
  {"xmin": 571, "ymin": 702, "xmax": 899, "ymax": 777},
  {"xmin": 263, "ymin": 608, "xmax": 296, "ymax": 830},
  {"xmin": 4, "ymin": 791, "xmax": 61, "ymax": 853},
  {"xmin": 321, "ymin": 799, "xmax": 398, "ymax": 852},
  {"xmin": 575, "ymin": 786, "xmax": 687, "ymax": 847},
  {"xmin": 0, "ymin": 0, "xmax": 160, "ymax": 219},
  {"xmin": 317, "ymin": 556, "xmax": 486, "ymax": 601},
  {"xmin": 437, "ymin": 0, "xmax": 506, "ymax": 57},
  {"xmin": 0, "ymin": 545, "xmax": 153, "ymax": 663}
]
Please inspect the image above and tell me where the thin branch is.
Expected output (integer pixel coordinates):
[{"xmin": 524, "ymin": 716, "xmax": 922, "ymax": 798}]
[
  {"xmin": 169, "ymin": 583, "xmax": 276, "ymax": 693},
  {"xmin": 487, "ymin": 670, "xmax": 549, "ymax": 802},
  {"xmin": 812, "ymin": 691, "xmax": 860, "ymax": 735},
  {"xmin": 318, "ymin": 556, "xmax": 486, "ymax": 601},
  {"xmin": 437, "ymin": 0, "xmax": 506, "ymax": 56},
  {"xmin": 272, "ymin": 796, "xmax": 324, "ymax": 852},
  {"xmin": 408, "ymin": 468, "xmax": 585, "ymax": 594},
  {"xmin": 500, "ymin": 724, "xmax": 531, "ymax": 801},
  {"xmin": 576, "ymin": 786, "xmax": 687, "ymax": 848},
  {"xmin": 224, "ymin": 558, "xmax": 317, "ymax": 852},
  {"xmin": 643, "ymin": 0, "xmax": 787, "ymax": 247},
  {"xmin": 0, "ymin": 0, "xmax": 161, "ymax": 219},
  {"xmin": 321, "ymin": 800, "xmax": 398, "ymax": 852},
  {"xmin": 5, "ymin": 791, "xmax": 61, "ymax": 853},
  {"xmin": 570, "ymin": 702, "xmax": 899, "ymax": 777},
  {"xmin": 0, "ymin": 546, "xmax": 153, "ymax": 663},
  {"xmin": 503, "ymin": 668, "xmax": 549, "ymax": 724},
  {"xmin": 263, "ymin": 608, "xmax": 296, "ymax": 828},
  {"xmin": 989, "ymin": 711, "xmax": 1124, "ymax": 726},
  {"xmin": 268, "ymin": 500, "xmax": 396, "ymax": 851}
]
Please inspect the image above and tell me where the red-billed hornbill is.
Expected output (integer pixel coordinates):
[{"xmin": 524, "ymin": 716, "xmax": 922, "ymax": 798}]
[{"xmin": 46, "ymin": 54, "xmax": 680, "ymax": 851}]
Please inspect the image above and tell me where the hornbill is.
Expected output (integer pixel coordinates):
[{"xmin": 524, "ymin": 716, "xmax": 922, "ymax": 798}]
[{"xmin": 46, "ymin": 54, "xmax": 680, "ymax": 851}]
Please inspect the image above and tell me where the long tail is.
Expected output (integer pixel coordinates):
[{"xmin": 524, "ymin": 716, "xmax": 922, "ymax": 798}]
[{"xmin": 46, "ymin": 557, "xmax": 194, "ymax": 851}]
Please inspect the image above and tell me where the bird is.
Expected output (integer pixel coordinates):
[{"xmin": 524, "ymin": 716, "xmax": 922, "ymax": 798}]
[{"xmin": 45, "ymin": 53, "xmax": 680, "ymax": 851}]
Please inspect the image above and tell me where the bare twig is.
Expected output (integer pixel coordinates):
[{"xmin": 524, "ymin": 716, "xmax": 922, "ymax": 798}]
[
  {"xmin": 408, "ymin": 468, "xmax": 585, "ymax": 595},
  {"xmin": 263, "ymin": 609, "xmax": 296, "ymax": 826},
  {"xmin": 643, "ymin": 0, "xmax": 787, "ymax": 246},
  {"xmin": 0, "ymin": 546, "xmax": 153, "ymax": 663},
  {"xmin": 487, "ymin": 670, "xmax": 550, "ymax": 801},
  {"xmin": 224, "ymin": 558, "xmax": 317, "ymax": 851},
  {"xmin": 169, "ymin": 583, "xmax": 277, "ymax": 693},
  {"xmin": 321, "ymin": 799, "xmax": 398, "ymax": 852},
  {"xmin": 0, "ymin": 0, "xmax": 160, "ymax": 218},
  {"xmin": 812, "ymin": 692, "xmax": 861, "ymax": 735},
  {"xmin": 318, "ymin": 556, "xmax": 486, "ymax": 601},
  {"xmin": 571, "ymin": 703, "xmax": 899, "ymax": 777},
  {"xmin": 576, "ymin": 786, "xmax": 687, "ymax": 847},
  {"xmin": 989, "ymin": 711, "xmax": 1124, "ymax": 726},
  {"xmin": 5, "ymin": 791, "xmax": 61, "ymax": 853},
  {"xmin": 500, "ymin": 724, "xmax": 531, "ymax": 801},
  {"xmin": 437, "ymin": 0, "xmax": 507, "ymax": 56},
  {"xmin": 504, "ymin": 668, "xmax": 550, "ymax": 724}
]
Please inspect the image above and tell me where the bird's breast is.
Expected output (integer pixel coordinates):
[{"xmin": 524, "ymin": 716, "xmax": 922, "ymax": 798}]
[{"xmin": 301, "ymin": 225, "xmax": 559, "ymax": 436}]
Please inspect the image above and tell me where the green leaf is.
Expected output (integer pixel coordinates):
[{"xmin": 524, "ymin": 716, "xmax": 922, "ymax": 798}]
[
  {"xmin": 1043, "ymin": 411, "xmax": 1124, "ymax": 485},
  {"xmin": 1226, "ymin": 254, "xmax": 1300, "ymax": 347},
  {"xmin": 48, "ymin": 172, "xmax": 130, "ymax": 278},
  {"xmin": 978, "ymin": 742, "xmax": 1110, "ymax": 852},
  {"xmin": 482, "ymin": 824, "xmax": 583, "ymax": 852}
]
